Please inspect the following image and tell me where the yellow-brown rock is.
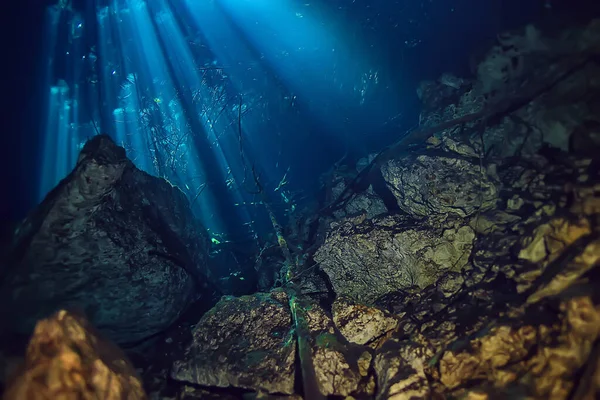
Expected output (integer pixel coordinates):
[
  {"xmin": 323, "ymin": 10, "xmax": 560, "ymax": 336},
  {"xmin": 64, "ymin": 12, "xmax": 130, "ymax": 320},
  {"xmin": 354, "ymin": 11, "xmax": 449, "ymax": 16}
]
[{"xmin": 2, "ymin": 310, "xmax": 146, "ymax": 400}]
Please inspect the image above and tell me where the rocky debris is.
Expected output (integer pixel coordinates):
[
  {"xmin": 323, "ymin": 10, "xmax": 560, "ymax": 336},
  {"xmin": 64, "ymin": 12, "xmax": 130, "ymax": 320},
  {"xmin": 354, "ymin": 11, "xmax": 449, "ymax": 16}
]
[
  {"xmin": 332, "ymin": 295, "xmax": 398, "ymax": 346},
  {"xmin": 314, "ymin": 213, "xmax": 475, "ymax": 304},
  {"xmin": 418, "ymin": 20, "xmax": 600, "ymax": 160},
  {"xmin": 325, "ymin": 170, "xmax": 388, "ymax": 220},
  {"xmin": 381, "ymin": 153, "xmax": 498, "ymax": 218},
  {"xmin": 374, "ymin": 338, "xmax": 434, "ymax": 400},
  {"xmin": 4, "ymin": 18, "xmax": 600, "ymax": 400},
  {"xmin": 0, "ymin": 134, "xmax": 216, "ymax": 345},
  {"xmin": 170, "ymin": 291, "xmax": 375, "ymax": 398},
  {"xmin": 173, "ymin": 19, "xmax": 600, "ymax": 400},
  {"xmin": 302, "ymin": 298, "xmax": 373, "ymax": 397},
  {"xmin": 272, "ymin": 18, "xmax": 600, "ymax": 400},
  {"xmin": 2, "ymin": 309, "xmax": 146, "ymax": 400},
  {"xmin": 333, "ymin": 185, "xmax": 388, "ymax": 220},
  {"xmin": 436, "ymin": 288, "xmax": 600, "ymax": 399},
  {"xmin": 171, "ymin": 290, "xmax": 296, "ymax": 395}
]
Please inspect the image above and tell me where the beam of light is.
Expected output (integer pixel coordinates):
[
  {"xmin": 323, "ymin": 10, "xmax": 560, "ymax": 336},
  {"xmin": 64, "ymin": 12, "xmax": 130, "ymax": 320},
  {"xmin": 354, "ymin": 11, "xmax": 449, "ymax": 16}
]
[
  {"xmin": 148, "ymin": 0, "xmax": 256, "ymax": 223},
  {"xmin": 39, "ymin": 6, "xmax": 90, "ymax": 200},
  {"xmin": 95, "ymin": 0, "xmax": 249, "ymax": 237},
  {"xmin": 176, "ymin": 0, "xmax": 322, "ymax": 192},
  {"xmin": 212, "ymin": 0, "xmax": 390, "ymax": 133},
  {"xmin": 97, "ymin": 0, "xmax": 221, "ymax": 232},
  {"xmin": 38, "ymin": 0, "xmax": 395, "ymax": 241}
]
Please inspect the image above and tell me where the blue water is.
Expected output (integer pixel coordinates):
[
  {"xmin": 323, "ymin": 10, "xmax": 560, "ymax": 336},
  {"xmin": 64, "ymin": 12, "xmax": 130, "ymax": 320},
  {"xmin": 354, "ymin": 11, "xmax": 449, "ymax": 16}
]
[{"xmin": 5, "ymin": 0, "xmax": 584, "ymax": 240}]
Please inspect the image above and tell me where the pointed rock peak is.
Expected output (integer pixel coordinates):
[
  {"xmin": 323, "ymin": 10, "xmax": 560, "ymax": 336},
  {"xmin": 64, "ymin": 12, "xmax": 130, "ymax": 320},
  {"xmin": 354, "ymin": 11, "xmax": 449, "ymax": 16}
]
[{"xmin": 79, "ymin": 134, "xmax": 127, "ymax": 164}]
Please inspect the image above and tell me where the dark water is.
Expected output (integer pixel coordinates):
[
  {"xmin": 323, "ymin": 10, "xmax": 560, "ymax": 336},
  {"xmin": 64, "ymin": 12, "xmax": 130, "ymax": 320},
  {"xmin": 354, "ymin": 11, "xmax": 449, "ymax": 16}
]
[{"xmin": 3, "ymin": 0, "xmax": 599, "ymax": 240}]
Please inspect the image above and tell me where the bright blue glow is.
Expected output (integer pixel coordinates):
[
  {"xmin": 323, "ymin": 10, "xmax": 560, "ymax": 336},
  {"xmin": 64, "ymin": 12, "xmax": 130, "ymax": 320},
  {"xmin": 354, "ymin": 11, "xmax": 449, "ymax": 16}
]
[
  {"xmin": 38, "ymin": 0, "xmax": 395, "ymax": 239},
  {"xmin": 39, "ymin": 6, "xmax": 94, "ymax": 200},
  {"xmin": 213, "ymin": 0, "xmax": 382, "ymax": 128}
]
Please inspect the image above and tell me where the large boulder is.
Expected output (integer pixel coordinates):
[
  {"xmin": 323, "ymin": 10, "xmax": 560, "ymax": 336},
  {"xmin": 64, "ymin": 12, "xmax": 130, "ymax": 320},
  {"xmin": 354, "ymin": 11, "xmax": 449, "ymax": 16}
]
[
  {"xmin": 0, "ymin": 135, "xmax": 213, "ymax": 344},
  {"xmin": 171, "ymin": 290, "xmax": 296, "ymax": 395},
  {"xmin": 418, "ymin": 20, "xmax": 600, "ymax": 160},
  {"xmin": 2, "ymin": 309, "xmax": 146, "ymax": 400},
  {"xmin": 171, "ymin": 291, "xmax": 375, "ymax": 398},
  {"xmin": 314, "ymin": 214, "xmax": 475, "ymax": 304},
  {"xmin": 381, "ymin": 154, "xmax": 498, "ymax": 218}
]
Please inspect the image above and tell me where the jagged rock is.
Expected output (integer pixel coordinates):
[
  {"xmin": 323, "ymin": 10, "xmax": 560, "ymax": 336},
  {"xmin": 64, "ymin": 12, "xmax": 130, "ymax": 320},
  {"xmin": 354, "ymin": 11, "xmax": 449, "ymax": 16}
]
[
  {"xmin": 333, "ymin": 185, "xmax": 388, "ymax": 220},
  {"xmin": 416, "ymin": 20, "xmax": 600, "ymax": 160},
  {"xmin": 369, "ymin": 145, "xmax": 600, "ymax": 400},
  {"xmin": 332, "ymin": 296, "xmax": 398, "ymax": 346},
  {"xmin": 438, "ymin": 293, "xmax": 600, "ymax": 399},
  {"xmin": 304, "ymin": 299, "xmax": 373, "ymax": 397},
  {"xmin": 435, "ymin": 271, "xmax": 465, "ymax": 298},
  {"xmin": 381, "ymin": 154, "xmax": 498, "ymax": 218},
  {"xmin": 296, "ymin": 267, "xmax": 330, "ymax": 298},
  {"xmin": 518, "ymin": 217, "xmax": 592, "ymax": 265},
  {"xmin": 519, "ymin": 218, "xmax": 600, "ymax": 304},
  {"xmin": 374, "ymin": 339, "xmax": 434, "ymax": 400},
  {"xmin": 469, "ymin": 210, "xmax": 521, "ymax": 234},
  {"xmin": 320, "ymin": 19, "xmax": 600, "ymax": 400},
  {"xmin": 2, "ymin": 309, "xmax": 146, "ymax": 400},
  {"xmin": 322, "ymin": 162, "xmax": 388, "ymax": 221},
  {"xmin": 314, "ymin": 214, "xmax": 475, "ymax": 304},
  {"xmin": 163, "ymin": 20, "xmax": 600, "ymax": 400},
  {"xmin": 171, "ymin": 290, "xmax": 296, "ymax": 395},
  {"xmin": 171, "ymin": 289, "xmax": 375, "ymax": 398},
  {"xmin": 0, "ymin": 135, "xmax": 214, "ymax": 344}
]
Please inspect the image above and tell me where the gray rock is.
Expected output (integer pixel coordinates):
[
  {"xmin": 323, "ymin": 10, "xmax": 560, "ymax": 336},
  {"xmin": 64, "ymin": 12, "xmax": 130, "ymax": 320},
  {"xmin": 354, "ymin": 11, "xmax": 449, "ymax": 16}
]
[
  {"xmin": 381, "ymin": 154, "xmax": 498, "ymax": 218},
  {"xmin": 314, "ymin": 214, "xmax": 475, "ymax": 304},
  {"xmin": 171, "ymin": 291, "xmax": 296, "ymax": 395},
  {"xmin": 333, "ymin": 185, "xmax": 388, "ymax": 220},
  {"xmin": 0, "ymin": 135, "xmax": 212, "ymax": 344}
]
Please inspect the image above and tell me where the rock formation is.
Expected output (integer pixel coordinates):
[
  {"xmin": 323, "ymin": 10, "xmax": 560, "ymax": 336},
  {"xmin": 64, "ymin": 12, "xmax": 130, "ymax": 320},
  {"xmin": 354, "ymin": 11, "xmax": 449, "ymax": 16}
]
[
  {"xmin": 165, "ymin": 19, "xmax": 600, "ymax": 399},
  {"xmin": 3, "ymin": 309, "xmax": 146, "ymax": 400},
  {"xmin": 3, "ymin": 17, "xmax": 600, "ymax": 400},
  {"xmin": 0, "ymin": 135, "xmax": 216, "ymax": 345}
]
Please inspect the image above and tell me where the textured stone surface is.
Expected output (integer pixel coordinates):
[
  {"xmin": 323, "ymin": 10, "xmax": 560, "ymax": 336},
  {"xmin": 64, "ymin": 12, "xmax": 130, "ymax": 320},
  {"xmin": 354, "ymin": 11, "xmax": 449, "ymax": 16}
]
[
  {"xmin": 333, "ymin": 185, "xmax": 388, "ymax": 220},
  {"xmin": 381, "ymin": 154, "xmax": 498, "ymax": 218},
  {"xmin": 418, "ymin": 20, "xmax": 600, "ymax": 160},
  {"xmin": 171, "ymin": 290, "xmax": 296, "ymax": 395},
  {"xmin": 6, "ymin": 18, "xmax": 600, "ymax": 400},
  {"xmin": 0, "ymin": 135, "xmax": 213, "ymax": 345},
  {"xmin": 332, "ymin": 296, "xmax": 398, "ymax": 346},
  {"xmin": 374, "ymin": 339, "xmax": 433, "ymax": 400},
  {"xmin": 314, "ymin": 214, "xmax": 475, "ymax": 303},
  {"xmin": 2, "ymin": 310, "xmax": 146, "ymax": 400},
  {"xmin": 438, "ymin": 295, "xmax": 600, "ymax": 399},
  {"xmin": 171, "ymin": 291, "xmax": 375, "ymax": 398},
  {"xmin": 304, "ymin": 299, "xmax": 371, "ymax": 397}
]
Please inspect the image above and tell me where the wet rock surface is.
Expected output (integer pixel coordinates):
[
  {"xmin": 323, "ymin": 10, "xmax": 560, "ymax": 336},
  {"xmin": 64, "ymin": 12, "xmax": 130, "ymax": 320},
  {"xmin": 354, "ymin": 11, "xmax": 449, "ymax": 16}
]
[
  {"xmin": 2, "ymin": 309, "xmax": 146, "ymax": 400},
  {"xmin": 171, "ymin": 290, "xmax": 296, "ymax": 395},
  {"xmin": 332, "ymin": 295, "xmax": 398, "ymax": 346},
  {"xmin": 160, "ymin": 19, "xmax": 600, "ymax": 399},
  {"xmin": 0, "ymin": 135, "xmax": 216, "ymax": 345},
  {"xmin": 314, "ymin": 214, "xmax": 475, "ymax": 303},
  {"xmin": 381, "ymin": 153, "xmax": 498, "ymax": 218},
  {"xmin": 3, "ymin": 18, "xmax": 600, "ymax": 400}
]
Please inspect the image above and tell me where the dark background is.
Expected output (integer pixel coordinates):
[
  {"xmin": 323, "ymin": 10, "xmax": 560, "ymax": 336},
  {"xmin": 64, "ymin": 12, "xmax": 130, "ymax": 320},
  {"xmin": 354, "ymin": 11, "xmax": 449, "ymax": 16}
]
[{"xmin": 3, "ymin": 0, "xmax": 599, "ymax": 232}]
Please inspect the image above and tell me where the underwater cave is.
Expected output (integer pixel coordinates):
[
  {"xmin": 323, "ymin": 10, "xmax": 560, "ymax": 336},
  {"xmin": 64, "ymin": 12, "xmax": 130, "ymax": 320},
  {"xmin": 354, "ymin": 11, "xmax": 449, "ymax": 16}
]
[{"xmin": 2, "ymin": 0, "xmax": 600, "ymax": 399}]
